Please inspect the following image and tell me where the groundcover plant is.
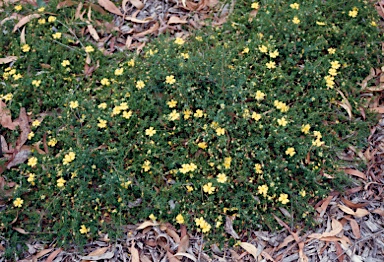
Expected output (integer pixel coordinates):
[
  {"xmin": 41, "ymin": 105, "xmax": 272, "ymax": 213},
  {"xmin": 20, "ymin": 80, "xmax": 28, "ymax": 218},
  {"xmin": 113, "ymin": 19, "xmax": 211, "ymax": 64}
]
[{"xmin": 0, "ymin": 0, "xmax": 382, "ymax": 257}]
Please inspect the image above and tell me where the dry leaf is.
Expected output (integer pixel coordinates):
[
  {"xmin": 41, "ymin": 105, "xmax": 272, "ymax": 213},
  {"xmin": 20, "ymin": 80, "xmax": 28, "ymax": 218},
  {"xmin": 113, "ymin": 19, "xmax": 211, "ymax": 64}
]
[
  {"xmin": 34, "ymin": 248, "xmax": 54, "ymax": 259},
  {"xmin": 239, "ymin": 242, "xmax": 258, "ymax": 260},
  {"xmin": 78, "ymin": 252, "xmax": 114, "ymax": 260},
  {"xmin": 130, "ymin": 240, "xmax": 139, "ymax": 262},
  {"xmin": 334, "ymin": 242, "xmax": 345, "ymax": 262},
  {"xmin": 354, "ymin": 208, "xmax": 369, "ymax": 218},
  {"xmin": 129, "ymin": 0, "xmax": 144, "ymax": 9},
  {"xmin": 261, "ymin": 251, "xmax": 276, "ymax": 262},
  {"xmin": 167, "ymin": 251, "xmax": 180, "ymax": 262},
  {"xmin": 0, "ymin": 100, "xmax": 18, "ymax": 130},
  {"xmin": 1, "ymin": 13, "xmax": 21, "ymax": 26},
  {"xmin": 125, "ymin": 16, "xmax": 152, "ymax": 23},
  {"xmin": 7, "ymin": 146, "xmax": 31, "ymax": 169},
  {"xmin": 12, "ymin": 227, "xmax": 29, "ymax": 234},
  {"xmin": 75, "ymin": 2, "xmax": 85, "ymax": 20},
  {"xmin": 133, "ymin": 22, "xmax": 159, "ymax": 38},
  {"xmin": 360, "ymin": 67, "xmax": 381, "ymax": 89},
  {"xmin": 174, "ymin": 252, "xmax": 197, "ymax": 261},
  {"xmin": 341, "ymin": 197, "xmax": 369, "ymax": 208},
  {"xmin": 338, "ymin": 204, "xmax": 369, "ymax": 217},
  {"xmin": 82, "ymin": 247, "xmax": 109, "ymax": 262},
  {"xmin": 166, "ymin": 227, "xmax": 180, "ymax": 243},
  {"xmin": 248, "ymin": 9, "xmax": 258, "ymax": 22},
  {"xmin": 46, "ymin": 248, "xmax": 63, "ymax": 262},
  {"xmin": 136, "ymin": 220, "xmax": 158, "ymax": 230},
  {"xmin": 0, "ymin": 56, "xmax": 18, "ymax": 64},
  {"xmin": 13, "ymin": 14, "xmax": 41, "ymax": 32},
  {"xmin": 168, "ymin": 16, "xmax": 188, "ymax": 24},
  {"xmin": 344, "ymin": 168, "xmax": 367, "ymax": 180},
  {"xmin": 276, "ymin": 235, "xmax": 295, "ymax": 250},
  {"xmin": 57, "ymin": 0, "xmax": 77, "ymax": 9},
  {"xmin": 346, "ymin": 218, "xmax": 361, "ymax": 239},
  {"xmin": 371, "ymin": 107, "xmax": 384, "ymax": 113},
  {"xmin": 140, "ymin": 255, "xmax": 152, "ymax": 262},
  {"xmin": 87, "ymin": 22, "xmax": 100, "ymax": 41},
  {"xmin": 225, "ymin": 216, "xmax": 239, "ymax": 239},
  {"xmin": 20, "ymin": 26, "xmax": 26, "ymax": 44},
  {"xmin": 98, "ymin": 0, "xmax": 123, "ymax": 16},
  {"xmin": 177, "ymin": 234, "xmax": 189, "ymax": 253},
  {"xmin": 372, "ymin": 209, "xmax": 384, "ymax": 216},
  {"xmin": 15, "ymin": 108, "xmax": 30, "ymax": 151}
]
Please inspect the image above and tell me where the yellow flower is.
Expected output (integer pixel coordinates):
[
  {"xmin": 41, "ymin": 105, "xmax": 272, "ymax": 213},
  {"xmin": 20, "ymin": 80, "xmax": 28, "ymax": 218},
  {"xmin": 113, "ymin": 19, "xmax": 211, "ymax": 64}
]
[
  {"xmin": 123, "ymin": 110, "xmax": 133, "ymax": 119},
  {"xmin": 13, "ymin": 198, "xmax": 23, "ymax": 208},
  {"xmin": 183, "ymin": 109, "xmax": 192, "ymax": 120},
  {"xmin": 165, "ymin": 75, "xmax": 176, "ymax": 85},
  {"xmin": 348, "ymin": 8, "xmax": 358, "ymax": 18},
  {"xmin": 127, "ymin": 59, "xmax": 135, "ymax": 66},
  {"xmin": 69, "ymin": 101, "xmax": 79, "ymax": 109},
  {"xmin": 63, "ymin": 152, "xmax": 76, "ymax": 165},
  {"xmin": 251, "ymin": 2, "xmax": 260, "ymax": 9},
  {"xmin": 48, "ymin": 138, "xmax": 57, "ymax": 147},
  {"xmin": 255, "ymin": 90, "xmax": 266, "ymax": 101},
  {"xmin": 27, "ymin": 131, "xmax": 34, "ymax": 140},
  {"xmin": 57, "ymin": 177, "xmax": 66, "ymax": 188},
  {"xmin": 195, "ymin": 217, "xmax": 205, "ymax": 227},
  {"xmin": 330, "ymin": 61, "xmax": 341, "ymax": 70},
  {"xmin": 278, "ymin": 193, "xmax": 289, "ymax": 204},
  {"xmin": 299, "ymin": 190, "xmax": 306, "ymax": 197},
  {"xmin": 28, "ymin": 157, "xmax": 38, "ymax": 167},
  {"xmin": 251, "ymin": 112, "xmax": 261, "ymax": 121},
  {"xmin": 313, "ymin": 131, "xmax": 322, "ymax": 139},
  {"xmin": 312, "ymin": 139, "xmax": 324, "ymax": 147},
  {"xmin": 203, "ymin": 183, "xmax": 216, "ymax": 194},
  {"xmin": 98, "ymin": 103, "xmax": 107, "ymax": 109},
  {"xmin": 254, "ymin": 163, "xmax": 263, "ymax": 174},
  {"xmin": 3, "ymin": 93, "xmax": 13, "ymax": 101},
  {"xmin": 292, "ymin": 16, "xmax": 300, "ymax": 24},
  {"xmin": 15, "ymin": 5, "xmax": 22, "ymax": 11},
  {"xmin": 100, "ymin": 78, "xmax": 110, "ymax": 86},
  {"xmin": 194, "ymin": 109, "xmax": 204, "ymax": 118},
  {"xmin": 258, "ymin": 45, "xmax": 268, "ymax": 53},
  {"xmin": 61, "ymin": 60, "xmax": 70, "ymax": 67},
  {"xmin": 186, "ymin": 185, "xmax": 194, "ymax": 192},
  {"xmin": 290, "ymin": 3, "xmax": 299, "ymax": 9},
  {"xmin": 176, "ymin": 214, "xmax": 185, "ymax": 224},
  {"xmin": 52, "ymin": 32, "xmax": 62, "ymax": 39},
  {"xmin": 32, "ymin": 80, "xmax": 41, "ymax": 87},
  {"xmin": 174, "ymin": 37, "xmax": 185, "ymax": 45},
  {"xmin": 266, "ymin": 61, "xmax": 276, "ymax": 69},
  {"xmin": 269, "ymin": 49, "xmax": 279, "ymax": 58},
  {"xmin": 195, "ymin": 36, "xmax": 203, "ymax": 42},
  {"xmin": 217, "ymin": 173, "xmax": 227, "ymax": 183},
  {"xmin": 180, "ymin": 52, "xmax": 189, "ymax": 59},
  {"xmin": 258, "ymin": 185, "xmax": 268, "ymax": 197},
  {"xmin": 285, "ymin": 147, "xmax": 296, "ymax": 157},
  {"xmin": 97, "ymin": 119, "xmax": 107, "ymax": 128},
  {"xmin": 145, "ymin": 127, "xmax": 156, "ymax": 137},
  {"xmin": 168, "ymin": 110, "xmax": 180, "ymax": 121},
  {"xmin": 277, "ymin": 117, "xmax": 287, "ymax": 127},
  {"xmin": 223, "ymin": 157, "xmax": 231, "ymax": 169},
  {"xmin": 114, "ymin": 68, "xmax": 124, "ymax": 76},
  {"xmin": 316, "ymin": 21, "xmax": 326, "ymax": 26},
  {"xmin": 38, "ymin": 18, "xmax": 46, "ymax": 25},
  {"xmin": 198, "ymin": 142, "xmax": 207, "ymax": 149},
  {"xmin": 216, "ymin": 127, "xmax": 225, "ymax": 136},
  {"xmin": 85, "ymin": 46, "xmax": 94, "ymax": 53},
  {"xmin": 22, "ymin": 44, "xmax": 30, "ymax": 52},
  {"xmin": 167, "ymin": 99, "xmax": 177, "ymax": 108},
  {"xmin": 371, "ymin": 21, "xmax": 377, "ymax": 27},
  {"xmin": 328, "ymin": 48, "xmax": 336, "ymax": 54},
  {"xmin": 200, "ymin": 221, "xmax": 211, "ymax": 233},
  {"xmin": 38, "ymin": 7, "xmax": 45, "ymax": 12},
  {"xmin": 48, "ymin": 16, "xmax": 56, "ymax": 23},
  {"xmin": 32, "ymin": 120, "xmax": 40, "ymax": 127},
  {"xmin": 136, "ymin": 80, "xmax": 145, "ymax": 89},
  {"xmin": 242, "ymin": 47, "xmax": 250, "ymax": 54},
  {"xmin": 142, "ymin": 160, "xmax": 151, "ymax": 172},
  {"xmin": 301, "ymin": 124, "xmax": 311, "ymax": 134},
  {"xmin": 149, "ymin": 214, "xmax": 156, "ymax": 221},
  {"xmin": 79, "ymin": 225, "xmax": 90, "ymax": 234}
]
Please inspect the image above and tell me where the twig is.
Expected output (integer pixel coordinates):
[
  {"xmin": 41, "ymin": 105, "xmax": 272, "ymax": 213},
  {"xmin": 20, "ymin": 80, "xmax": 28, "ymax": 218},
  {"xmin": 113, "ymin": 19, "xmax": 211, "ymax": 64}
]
[{"xmin": 197, "ymin": 234, "xmax": 203, "ymax": 262}]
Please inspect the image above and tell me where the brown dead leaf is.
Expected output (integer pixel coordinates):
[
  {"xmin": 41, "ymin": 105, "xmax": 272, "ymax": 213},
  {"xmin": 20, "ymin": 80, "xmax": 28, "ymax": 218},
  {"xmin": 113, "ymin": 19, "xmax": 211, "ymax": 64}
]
[
  {"xmin": 20, "ymin": 26, "xmax": 26, "ymax": 44},
  {"xmin": 177, "ymin": 234, "xmax": 189, "ymax": 253},
  {"xmin": 167, "ymin": 251, "xmax": 180, "ymax": 262},
  {"xmin": 344, "ymin": 168, "xmax": 367, "ymax": 180},
  {"xmin": 130, "ymin": 0, "xmax": 144, "ymax": 9},
  {"xmin": 57, "ymin": 0, "xmax": 77, "ymax": 9},
  {"xmin": 75, "ymin": 2, "xmax": 85, "ymax": 20},
  {"xmin": 15, "ymin": 108, "xmax": 30, "ymax": 151},
  {"xmin": 1, "ymin": 13, "xmax": 21, "ymax": 26},
  {"xmin": 354, "ymin": 208, "xmax": 370, "ymax": 218},
  {"xmin": 359, "ymin": 67, "xmax": 381, "ymax": 89},
  {"xmin": 34, "ymin": 248, "xmax": 54, "ymax": 259},
  {"xmin": 248, "ymin": 9, "xmax": 258, "ymax": 22},
  {"xmin": 338, "ymin": 204, "xmax": 370, "ymax": 218},
  {"xmin": 7, "ymin": 146, "xmax": 31, "ymax": 169},
  {"xmin": 375, "ymin": 2, "xmax": 384, "ymax": 19},
  {"xmin": 309, "ymin": 219, "xmax": 343, "ymax": 238},
  {"xmin": 239, "ymin": 242, "xmax": 258, "ymax": 260},
  {"xmin": 0, "ymin": 100, "xmax": 18, "ymax": 130},
  {"xmin": 334, "ymin": 242, "xmax": 345, "ymax": 262},
  {"xmin": 140, "ymin": 255, "xmax": 152, "ymax": 262},
  {"xmin": 87, "ymin": 22, "xmax": 100, "ymax": 41},
  {"xmin": 341, "ymin": 197, "xmax": 369, "ymax": 209},
  {"xmin": 276, "ymin": 235, "xmax": 295, "ymax": 251},
  {"xmin": 316, "ymin": 195, "xmax": 333, "ymax": 217},
  {"xmin": 225, "ymin": 216, "xmax": 239, "ymax": 239},
  {"xmin": 136, "ymin": 220, "xmax": 159, "ymax": 230},
  {"xmin": 13, "ymin": 14, "xmax": 41, "ymax": 32},
  {"xmin": 0, "ymin": 56, "xmax": 18, "ymax": 64},
  {"xmin": 371, "ymin": 107, "xmax": 384, "ymax": 113},
  {"xmin": 168, "ymin": 16, "xmax": 188, "ymax": 24},
  {"xmin": 12, "ymin": 227, "xmax": 29, "ymax": 234},
  {"xmin": 125, "ymin": 16, "xmax": 153, "ymax": 23},
  {"xmin": 130, "ymin": 240, "xmax": 140, "ymax": 262},
  {"xmin": 82, "ymin": 247, "xmax": 109, "ymax": 262},
  {"xmin": 134, "ymin": 22, "xmax": 159, "ymax": 38},
  {"xmin": 174, "ymin": 252, "xmax": 197, "ymax": 262},
  {"xmin": 344, "ymin": 217, "xmax": 361, "ymax": 239},
  {"xmin": 98, "ymin": 0, "xmax": 123, "ymax": 16},
  {"xmin": 373, "ymin": 209, "xmax": 384, "ymax": 216},
  {"xmin": 46, "ymin": 248, "xmax": 63, "ymax": 262}
]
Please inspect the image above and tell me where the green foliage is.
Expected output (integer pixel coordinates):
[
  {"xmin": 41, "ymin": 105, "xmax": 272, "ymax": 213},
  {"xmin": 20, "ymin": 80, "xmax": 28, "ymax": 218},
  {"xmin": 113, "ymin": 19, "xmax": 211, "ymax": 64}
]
[{"xmin": 0, "ymin": 0, "xmax": 381, "ymax": 256}]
